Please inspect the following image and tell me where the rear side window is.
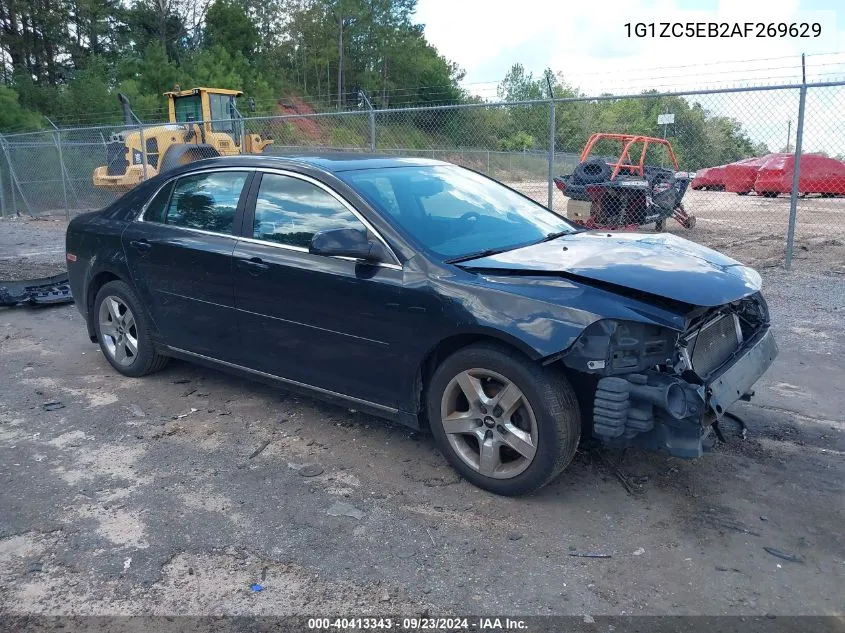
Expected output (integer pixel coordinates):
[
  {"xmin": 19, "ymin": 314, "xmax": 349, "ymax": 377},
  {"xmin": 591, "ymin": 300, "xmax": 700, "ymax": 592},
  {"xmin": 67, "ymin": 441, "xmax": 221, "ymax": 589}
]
[
  {"xmin": 158, "ymin": 171, "xmax": 249, "ymax": 234},
  {"xmin": 252, "ymin": 173, "xmax": 365, "ymax": 248},
  {"xmin": 143, "ymin": 181, "xmax": 174, "ymax": 223}
]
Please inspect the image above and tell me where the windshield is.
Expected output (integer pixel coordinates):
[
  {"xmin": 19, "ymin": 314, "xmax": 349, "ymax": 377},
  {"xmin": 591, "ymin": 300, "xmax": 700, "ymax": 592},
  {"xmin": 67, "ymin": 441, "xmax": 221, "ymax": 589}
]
[
  {"xmin": 340, "ymin": 165, "xmax": 574, "ymax": 259},
  {"xmin": 173, "ymin": 95, "xmax": 202, "ymax": 123}
]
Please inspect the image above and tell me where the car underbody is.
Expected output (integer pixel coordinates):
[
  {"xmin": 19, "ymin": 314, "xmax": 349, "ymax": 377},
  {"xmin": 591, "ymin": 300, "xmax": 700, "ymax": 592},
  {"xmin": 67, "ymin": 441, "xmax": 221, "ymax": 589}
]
[{"xmin": 560, "ymin": 293, "xmax": 777, "ymax": 458}]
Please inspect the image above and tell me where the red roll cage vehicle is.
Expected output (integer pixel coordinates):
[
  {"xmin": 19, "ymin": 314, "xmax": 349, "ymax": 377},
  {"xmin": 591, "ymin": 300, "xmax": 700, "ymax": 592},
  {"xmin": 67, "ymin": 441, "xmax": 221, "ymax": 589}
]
[{"xmin": 554, "ymin": 133, "xmax": 696, "ymax": 230}]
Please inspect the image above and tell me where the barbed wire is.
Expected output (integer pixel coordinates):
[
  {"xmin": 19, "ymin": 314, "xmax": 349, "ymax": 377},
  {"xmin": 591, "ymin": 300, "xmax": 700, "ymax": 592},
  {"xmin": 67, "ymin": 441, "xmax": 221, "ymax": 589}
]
[{"xmin": 457, "ymin": 52, "xmax": 845, "ymax": 89}]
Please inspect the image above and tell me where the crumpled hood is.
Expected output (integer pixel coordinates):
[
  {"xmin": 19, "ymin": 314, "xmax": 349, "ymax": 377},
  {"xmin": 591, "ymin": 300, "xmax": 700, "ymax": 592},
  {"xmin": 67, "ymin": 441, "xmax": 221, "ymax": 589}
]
[{"xmin": 460, "ymin": 231, "xmax": 762, "ymax": 307}]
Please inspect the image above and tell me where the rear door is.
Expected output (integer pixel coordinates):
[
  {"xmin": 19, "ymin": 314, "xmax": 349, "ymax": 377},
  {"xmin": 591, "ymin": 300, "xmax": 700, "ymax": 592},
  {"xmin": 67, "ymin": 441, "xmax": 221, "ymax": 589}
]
[
  {"xmin": 122, "ymin": 168, "xmax": 253, "ymax": 360},
  {"xmin": 231, "ymin": 170, "xmax": 428, "ymax": 409}
]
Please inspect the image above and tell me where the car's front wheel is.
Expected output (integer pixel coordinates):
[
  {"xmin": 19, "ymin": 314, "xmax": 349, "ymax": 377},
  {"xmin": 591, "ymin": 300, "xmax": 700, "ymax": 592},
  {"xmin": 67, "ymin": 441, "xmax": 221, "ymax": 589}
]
[
  {"xmin": 94, "ymin": 280, "xmax": 169, "ymax": 377},
  {"xmin": 426, "ymin": 343, "xmax": 581, "ymax": 496}
]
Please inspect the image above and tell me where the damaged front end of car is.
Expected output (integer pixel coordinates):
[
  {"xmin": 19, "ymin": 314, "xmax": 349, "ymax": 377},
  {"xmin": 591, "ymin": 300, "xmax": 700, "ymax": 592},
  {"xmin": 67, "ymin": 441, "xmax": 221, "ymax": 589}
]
[{"xmin": 560, "ymin": 293, "xmax": 777, "ymax": 457}]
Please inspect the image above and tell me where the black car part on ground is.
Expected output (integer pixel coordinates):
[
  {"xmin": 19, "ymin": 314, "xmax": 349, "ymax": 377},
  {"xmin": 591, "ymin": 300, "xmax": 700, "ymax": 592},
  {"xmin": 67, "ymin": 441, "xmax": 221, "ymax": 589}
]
[{"xmin": 0, "ymin": 273, "xmax": 74, "ymax": 307}]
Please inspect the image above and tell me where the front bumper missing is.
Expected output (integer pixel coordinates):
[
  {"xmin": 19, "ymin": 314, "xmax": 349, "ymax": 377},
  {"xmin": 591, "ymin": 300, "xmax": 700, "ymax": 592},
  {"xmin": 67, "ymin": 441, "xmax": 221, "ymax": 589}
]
[{"xmin": 592, "ymin": 327, "xmax": 777, "ymax": 458}]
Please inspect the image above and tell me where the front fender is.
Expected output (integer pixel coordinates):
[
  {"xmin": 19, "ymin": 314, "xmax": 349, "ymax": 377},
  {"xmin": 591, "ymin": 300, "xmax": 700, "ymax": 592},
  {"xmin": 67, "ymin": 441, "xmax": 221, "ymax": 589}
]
[{"xmin": 441, "ymin": 273, "xmax": 689, "ymax": 361}]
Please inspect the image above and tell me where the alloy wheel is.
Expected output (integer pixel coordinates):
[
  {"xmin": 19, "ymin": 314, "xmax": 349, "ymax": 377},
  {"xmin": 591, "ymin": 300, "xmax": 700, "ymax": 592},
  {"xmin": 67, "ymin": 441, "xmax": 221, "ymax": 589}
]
[
  {"xmin": 439, "ymin": 368, "xmax": 538, "ymax": 479},
  {"xmin": 98, "ymin": 295, "xmax": 138, "ymax": 367}
]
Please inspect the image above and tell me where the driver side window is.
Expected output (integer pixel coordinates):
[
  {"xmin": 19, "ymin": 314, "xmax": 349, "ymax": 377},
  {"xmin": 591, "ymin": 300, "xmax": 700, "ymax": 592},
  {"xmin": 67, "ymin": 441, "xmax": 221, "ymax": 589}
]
[{"xmin": 252, "ymin": 173, "xmax": 367, "ymax": 249}]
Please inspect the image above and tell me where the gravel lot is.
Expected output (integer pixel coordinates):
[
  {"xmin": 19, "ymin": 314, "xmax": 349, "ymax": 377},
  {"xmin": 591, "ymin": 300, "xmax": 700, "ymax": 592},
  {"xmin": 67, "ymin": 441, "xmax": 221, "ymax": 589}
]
[
  {"xmin": 0, "ymin": 210, "xmax": 843, "ymax": 618},
  {"xmin": 512, "ymin": 184, "xmax": 845, "ymax": 270}
]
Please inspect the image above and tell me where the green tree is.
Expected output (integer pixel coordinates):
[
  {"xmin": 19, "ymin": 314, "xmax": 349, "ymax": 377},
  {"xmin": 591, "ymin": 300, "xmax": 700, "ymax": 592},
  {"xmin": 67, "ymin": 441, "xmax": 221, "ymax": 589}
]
[
  {"xmin": 0, "ymin": 85, "xmax": 42, "ymax": 131},
  {"xmin": 204, "ymin": 0, "xmax": 260, "ymax": 61},
  {"xmin": 497, "ymin": 64, "xmax": 547, "ymax": 102}
]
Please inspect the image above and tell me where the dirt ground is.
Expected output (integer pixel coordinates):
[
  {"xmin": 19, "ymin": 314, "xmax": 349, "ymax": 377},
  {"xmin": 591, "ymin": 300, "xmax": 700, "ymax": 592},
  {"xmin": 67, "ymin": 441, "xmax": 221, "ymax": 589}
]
[
  {"xmin": 0, "ymin": 216, "xmax": 68, "ymax": 281},
  {"xmin": 0, "ymin": 210, "xmax": 844, "ymax": 619}
]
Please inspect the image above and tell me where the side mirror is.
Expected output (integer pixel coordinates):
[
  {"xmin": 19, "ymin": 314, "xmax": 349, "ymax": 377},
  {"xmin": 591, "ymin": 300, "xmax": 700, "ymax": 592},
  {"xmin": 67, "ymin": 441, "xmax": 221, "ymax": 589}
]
[{"xmin": 309, "ymin": 228, "xmax": 390, "ymax": 264}]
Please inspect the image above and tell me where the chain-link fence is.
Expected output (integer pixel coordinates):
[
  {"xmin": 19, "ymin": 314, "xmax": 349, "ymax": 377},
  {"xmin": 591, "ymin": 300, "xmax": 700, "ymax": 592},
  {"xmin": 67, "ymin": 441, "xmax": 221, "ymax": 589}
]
[{"xmin": 2, "ymin": 79, "xmax": 844, "ymax": 269}]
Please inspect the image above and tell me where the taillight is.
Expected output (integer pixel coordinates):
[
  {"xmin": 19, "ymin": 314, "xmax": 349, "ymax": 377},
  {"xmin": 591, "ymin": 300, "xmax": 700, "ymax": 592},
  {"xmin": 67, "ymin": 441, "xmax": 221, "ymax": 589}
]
[
  {"xmin": 553, "ymin": 178, "xmax": 566, "ymax": 192},
  {"xmin": 586, "ymin": 185, "xmax": 604, "ymax": 201},
  {"xmin": 66, "ymin": 252, "xmax": 77, "ymax": 262}
]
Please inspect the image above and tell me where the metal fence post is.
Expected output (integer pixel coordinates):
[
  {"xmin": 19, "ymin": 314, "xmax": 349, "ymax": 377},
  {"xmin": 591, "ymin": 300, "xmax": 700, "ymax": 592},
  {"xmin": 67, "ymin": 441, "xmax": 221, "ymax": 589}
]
[
  {"xmin": 547, "ymin": 100, "xmax": 556, "ymax": 210},
  {"xmin": 785, "ymin": 58, "xmax": 807, "ymax": 270},
  {"xmin": 0, "ymin": 143, "xmax": 6, "ymax": 217},
  {"xmin": 1, "ymin": 136, "xmax": 16, "ymax": 215},
  {"xmin": 46, "ymin": 117, "xmax": 70, "ymax": 220},
  {"xmin": 0, "ymin": 134, "xmax": 33, "ymax": 215},
  {"xmin": 124, "ymin": 102, "xmax": 149, "ymax": 181},
  {"xmin": 138, "ymin": 123, "xmax": 149, "ymax": 180},
  {"xmin": 358, "ymin": 89, "xmax": 376, "ymax": 152},
  {"xmin": 546, "ymin": 77, "xmax": 556, "ymax": 210}
]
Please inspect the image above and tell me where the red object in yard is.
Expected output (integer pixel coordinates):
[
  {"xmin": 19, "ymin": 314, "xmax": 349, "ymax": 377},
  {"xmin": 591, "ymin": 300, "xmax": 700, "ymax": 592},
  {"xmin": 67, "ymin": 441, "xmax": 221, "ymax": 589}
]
[
  {"xmin": 754, "ymin": 153, "xmax": 845, "ymax": 196},
  {"xmin": 690, "ymin": 165, "xmax": 727, "ymax": 190},
  {"xmin": 578, "ymin": 132, "xmax": 681, "ymax": 177},
  {"xmin": 723, "ymin": 154, "xmax": 788, "ymax": 194}
]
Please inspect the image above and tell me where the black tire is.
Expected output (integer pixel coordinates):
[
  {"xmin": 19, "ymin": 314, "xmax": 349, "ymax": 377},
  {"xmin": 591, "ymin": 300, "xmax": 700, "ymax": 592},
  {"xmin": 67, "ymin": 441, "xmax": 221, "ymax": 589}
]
[
  {"xmin": 571, "ymin": 157, "xmax": 612, "ymax": 186},
  {"xmin": 761, "ymin": 191, "xmax": 779, "ymax": 198},
  {"xmin": 737, "ymin": 191, "xmax": 749, "ymax": 196},
  {"xmin": 426, "ymin": 343, "xmax": 581, "ymax": 496},
  {"xmin": 158, "ymin": 143, "xmax": 220, "ymax": 175},
  {"xmin": 655, "ymin": 218, "xmax": 667, "ymax": 231},
  {"xmin": 93, "ymin": 280, "xmax": 169, "ymax": 377}
]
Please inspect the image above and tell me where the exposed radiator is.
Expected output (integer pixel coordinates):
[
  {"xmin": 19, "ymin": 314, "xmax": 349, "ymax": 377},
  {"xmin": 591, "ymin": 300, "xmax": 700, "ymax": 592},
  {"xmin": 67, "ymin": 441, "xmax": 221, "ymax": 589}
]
[{"xmin": 690, "ymin": 314, "xmax": 741, "ymax": 378}]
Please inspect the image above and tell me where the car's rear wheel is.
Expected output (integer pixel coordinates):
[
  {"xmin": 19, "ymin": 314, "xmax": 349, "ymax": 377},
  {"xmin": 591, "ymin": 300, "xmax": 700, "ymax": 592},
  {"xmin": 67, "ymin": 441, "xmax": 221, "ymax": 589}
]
[
  {"xmin": 94, "ymin": 280, "xmax": 169, "ymax": 377},
  {"xmin": 426, "ymin": 343, "xmax": 580, "ymax": 496}
]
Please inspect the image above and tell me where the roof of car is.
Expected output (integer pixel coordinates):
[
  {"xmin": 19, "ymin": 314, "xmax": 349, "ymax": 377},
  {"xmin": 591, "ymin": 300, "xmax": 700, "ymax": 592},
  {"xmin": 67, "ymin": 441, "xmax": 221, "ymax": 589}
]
[{"xmin": 194, "ymin": 153, "xmax": 449, "ymax": 173}]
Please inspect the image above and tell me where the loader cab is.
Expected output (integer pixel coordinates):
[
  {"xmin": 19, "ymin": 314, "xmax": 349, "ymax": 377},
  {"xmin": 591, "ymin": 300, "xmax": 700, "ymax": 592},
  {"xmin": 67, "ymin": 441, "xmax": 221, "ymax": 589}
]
[{"xmin": 165, "ymin": 87, "xmax": 243, "ymax": 146}]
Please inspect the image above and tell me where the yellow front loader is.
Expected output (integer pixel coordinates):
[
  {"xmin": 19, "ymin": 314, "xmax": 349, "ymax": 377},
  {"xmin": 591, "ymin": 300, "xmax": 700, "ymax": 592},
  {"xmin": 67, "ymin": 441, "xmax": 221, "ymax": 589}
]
[{"xmin": 93, "ymin": 87, "xmax": 273, "ymax": 190}]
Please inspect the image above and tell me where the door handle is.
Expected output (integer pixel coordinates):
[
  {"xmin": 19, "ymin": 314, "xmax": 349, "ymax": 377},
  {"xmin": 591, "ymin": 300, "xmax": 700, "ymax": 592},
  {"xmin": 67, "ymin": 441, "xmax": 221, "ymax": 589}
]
[
  {"xmin": 129, "ymin": 239, "xmax": 151, "ymax": 251},
  {"xmin": 238, "ymin": 257, "xmax": 269, "ymax": 274}
]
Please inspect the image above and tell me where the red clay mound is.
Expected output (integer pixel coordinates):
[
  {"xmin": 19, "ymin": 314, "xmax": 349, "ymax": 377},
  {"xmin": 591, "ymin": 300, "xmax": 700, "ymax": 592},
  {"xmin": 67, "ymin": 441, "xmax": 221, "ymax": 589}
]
[{"xmin": 277, "ymin": 96, "xmax": 324, "ymax": 144}]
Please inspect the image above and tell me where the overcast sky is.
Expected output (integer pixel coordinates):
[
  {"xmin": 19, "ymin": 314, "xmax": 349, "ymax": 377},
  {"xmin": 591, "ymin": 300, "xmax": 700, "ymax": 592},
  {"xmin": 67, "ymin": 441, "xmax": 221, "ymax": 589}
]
[
  {"xmin": 413, "ymin": 0, "xmax": 845, "ymax": 153},
  {"xmin": 414, "ymin": 0, "xmax": 844, "ymax": 93}
]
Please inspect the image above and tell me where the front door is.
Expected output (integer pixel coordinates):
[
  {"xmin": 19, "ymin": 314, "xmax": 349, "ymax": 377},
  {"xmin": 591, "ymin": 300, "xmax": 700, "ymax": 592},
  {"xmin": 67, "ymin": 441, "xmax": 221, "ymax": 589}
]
[
  {"xmin": 232, "ymin": 171, "xmax": 429, "ymax": 409},
  {"xmin": 122, "ymin": 169, "xmax": 252, "ymax": 360}
]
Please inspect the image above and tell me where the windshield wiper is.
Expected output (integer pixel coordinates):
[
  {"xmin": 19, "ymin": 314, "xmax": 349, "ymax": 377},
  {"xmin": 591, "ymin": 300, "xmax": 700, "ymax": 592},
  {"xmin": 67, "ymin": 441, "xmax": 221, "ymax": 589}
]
[
  {"xmin": 533, "ymin": 230, "xmax": 570, "ymax": 244},
  {"xmin": 445, "ymin": 230, "xmax": 573, "ymax": 264},
  {"xmin": 445, "ymin": 246, "xmax": 520, "ymax": 265}
]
